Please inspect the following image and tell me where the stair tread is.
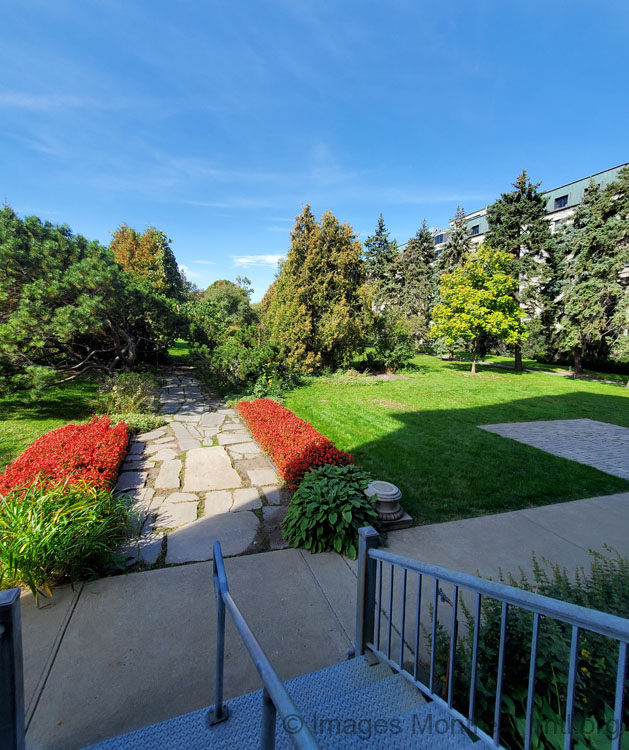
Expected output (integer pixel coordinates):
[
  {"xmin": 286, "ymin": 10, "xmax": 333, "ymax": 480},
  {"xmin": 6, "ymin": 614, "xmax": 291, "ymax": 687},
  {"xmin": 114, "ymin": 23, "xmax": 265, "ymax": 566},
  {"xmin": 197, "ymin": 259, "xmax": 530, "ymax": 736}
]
[{"xmin": 84, "ymin": 657, "xmax": 392, "ymax": 749}]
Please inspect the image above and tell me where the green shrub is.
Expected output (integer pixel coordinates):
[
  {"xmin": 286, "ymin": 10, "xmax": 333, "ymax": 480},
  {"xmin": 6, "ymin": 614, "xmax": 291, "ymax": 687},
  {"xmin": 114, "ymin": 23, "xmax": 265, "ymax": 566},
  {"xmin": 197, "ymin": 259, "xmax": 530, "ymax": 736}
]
[
  {"xmin": 432, "ymin": 549, "xmax": 629, "ymax": 749},
  {"xmin": 93, "ymin": 371, "xmax": 157, "ymax": 414},
  {"xmin": 368, "ymin": 310, "xmax": 415, "ymax": 373},
  {"xmin": 281, "ymin": 464, "xmax": 379, "ymax": 558},
  {"xmin": 0, "ymin": 481, "xmax": 129, "ymax": 598},
  {"xmin": 109, "ymin": 413, "xmax": 166, "ymax": 434}
]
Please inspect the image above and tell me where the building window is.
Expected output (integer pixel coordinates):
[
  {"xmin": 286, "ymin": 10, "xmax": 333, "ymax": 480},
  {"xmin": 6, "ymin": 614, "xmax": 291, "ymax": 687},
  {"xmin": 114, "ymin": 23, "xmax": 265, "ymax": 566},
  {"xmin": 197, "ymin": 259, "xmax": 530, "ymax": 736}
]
[
  {"xmin": 554, "ymin": 195, "xmax": 568, "ymax": 209},
  {"xmin": 434, "ymin": 234, "xmax": 444, "ymax": 245},
  {"xmin": 471, "ymin": 225, "xmax": 480, "ymax": 235}
]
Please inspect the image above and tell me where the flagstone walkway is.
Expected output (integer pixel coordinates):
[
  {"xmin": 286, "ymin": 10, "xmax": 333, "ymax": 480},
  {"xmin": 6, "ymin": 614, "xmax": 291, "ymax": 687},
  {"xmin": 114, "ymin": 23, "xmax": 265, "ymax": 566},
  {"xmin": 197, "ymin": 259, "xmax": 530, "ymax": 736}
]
[{"xmin": 115, "ymin": 368, "xmax": 289, "ymax": 566}]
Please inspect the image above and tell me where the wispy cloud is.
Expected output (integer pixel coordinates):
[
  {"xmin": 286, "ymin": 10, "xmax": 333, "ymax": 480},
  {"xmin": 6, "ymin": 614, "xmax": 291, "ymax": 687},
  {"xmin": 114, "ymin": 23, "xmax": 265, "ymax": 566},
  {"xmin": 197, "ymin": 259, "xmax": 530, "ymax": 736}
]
[
  {"xmin": 232, "ymin": 254, "xmax": 284, "ymax": 268},
  {"xmin": 0, "ymin": 91, "xmax": 141, "ymax": 112},
  {"xmin": 192, "ymin": 259, "xmax": 216, "ymax": 265},
  {"xmin": 179, "ymin": 264, "xmax": 206, "ymax": 280}
]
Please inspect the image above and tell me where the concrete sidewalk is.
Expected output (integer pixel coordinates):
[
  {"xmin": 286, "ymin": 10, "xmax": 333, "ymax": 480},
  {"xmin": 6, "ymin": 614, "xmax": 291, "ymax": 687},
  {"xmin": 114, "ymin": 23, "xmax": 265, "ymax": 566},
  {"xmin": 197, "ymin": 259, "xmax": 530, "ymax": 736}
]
[{"xmin": 22, "ymin": 492, "xmax": 629, "ymax": 749}]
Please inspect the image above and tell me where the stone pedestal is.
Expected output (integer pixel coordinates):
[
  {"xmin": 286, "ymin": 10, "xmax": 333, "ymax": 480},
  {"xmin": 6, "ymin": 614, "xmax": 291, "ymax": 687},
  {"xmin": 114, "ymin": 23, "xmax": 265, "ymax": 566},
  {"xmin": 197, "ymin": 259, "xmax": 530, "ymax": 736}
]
[{"xmin": 364, "ymin": 480, "xmax": 412, "ymax": 531}]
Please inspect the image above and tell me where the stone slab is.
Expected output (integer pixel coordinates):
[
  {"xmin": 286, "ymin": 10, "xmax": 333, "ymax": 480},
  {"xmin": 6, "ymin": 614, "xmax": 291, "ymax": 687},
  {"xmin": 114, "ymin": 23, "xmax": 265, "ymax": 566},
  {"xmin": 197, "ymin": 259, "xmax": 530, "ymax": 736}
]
[
  {"xmin": 217, "ymin": 431, "xmax": 251, "ymax": 446},
  {"xmin": 204, "ymin": 490, "xmax": 233, "ymax": 516},
  {"xmin": 178, "ymin": 438, "xmax": 201, "ymax": 451},
  {"xmin": 172, "ymin": 414, "xmax": 202, "ymax": 422},
  {"xmin": 261, "ymin": 486, "xmax": 284, "ymax": 506},
  {"xmin": 182, "ymin": 447, "xmax": 243, "ymax": 492},
  {"xmin": 145, "ymin": 441, "xmax": 176, "ymax": 454},
  {"xmin": 154, "ymin": 436, "xmax": 175, "ymax": 444},
  {"xmin": 127, "ymin": 441, "xmax": 144, "ymax": 455},
  {"xmin": 186, "ymin": 424, "xmax": 202, "ymax": 438},
  {"xmin": 221, "ymin": 422, "xmax": 247, "ymax": 431},
  {"xmin": 154, "ymin": 459, "xmax": 182, "ymax": 490},
  {"xmin": 231, "ymin": 487, "xmax": 263, "ymax": 512},
  {"xmin": 227, "ymin": 441, "xmax": 262, "ymax": 457},
  {"xmin": 137, "ymin": 428, "xmax": 166, "ymax": 441},
  {"xmin": 115, "ymin": 471, "xmax": 147, "ymax": 493},
  {"xmin": 170, "ymin": 421, "xmax": 192, "ymax": 441},
  {"xmin": 164, "ymin": 492, "xmax": 198, "ymax": 504},
  {"xmin": 165, "ymin": 511, "xmax": 259, "ymax": 563},
  {"xmin": 149, "ymin": 448, "xmax": 178, "ymax": 462},
  {"xmin": 156, "ymin": 500, "xmax": 198, "ymax": 528},
  {"xmin": 247, "ymin": 469, "xmax": 278, "ymax": 486},
  {"xmin": 138, "ymin": 532, "xmax": 164, "ymax": 564},
  {"xmin": 199, "ymin": 412, "xmax": 225, "ymax": 427}
]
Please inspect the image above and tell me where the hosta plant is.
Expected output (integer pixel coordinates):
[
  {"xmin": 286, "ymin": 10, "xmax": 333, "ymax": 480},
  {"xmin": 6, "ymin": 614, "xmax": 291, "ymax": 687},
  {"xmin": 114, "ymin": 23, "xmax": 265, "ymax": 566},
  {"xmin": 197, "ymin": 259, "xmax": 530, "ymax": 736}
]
[{"xmin": 281, "ymin": 463, "xmax": 379, "ymax": 559}]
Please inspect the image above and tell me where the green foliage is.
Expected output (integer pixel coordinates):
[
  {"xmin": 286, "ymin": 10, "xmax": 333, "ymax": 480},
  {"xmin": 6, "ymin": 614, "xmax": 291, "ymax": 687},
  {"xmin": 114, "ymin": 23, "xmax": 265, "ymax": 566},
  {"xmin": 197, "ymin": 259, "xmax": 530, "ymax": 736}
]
[
  {"xmin": 108, "ymin": 413, "xmax": 166, "ymax": 434},
  {"xmin": 431, "ymin": 246, "xmax": 525, "ymax": 372},
  {"xmin": 0, "ymin": 206, "xmax": 182, "ymax": 380},
  {"xmin": 485, "ymin": 170, "xmax": 554, "ymax": 369},
  {"xmin": 437, "ymin": 206, "xmax": 472, "ymax": 276},
  {"xmin": 554, "ymin": 169, "xmax": 629, "ymax": 372},
  {"xmin": 0, "ymin": 481, "xmax": 128, "ymax": 598},
  {"xmin": 281, "ymin": 464, "xmax": 378, "ymax": 558},
  {"xmin": 203, "ymin": 278, "xmax": 255, "ymax": 327},
  {"xmin": 400, "ymin": 219, "xmax": 437, "ymax": 344},
  {"xmin": 368, "ymin": 309, "xmax": 415, "ymax": 372},
  {"xmin": 263, "ymin": 205, "xmax": 366, "ymax": 372},
  {"xmin": 363, "ymin": 214, "xmax": 400, "ymax": 304},
  {"xmin": 433, "ymin": 549, "xmax": 629, "ymax": 749},
  {"xmin": 93, "ymin": 371, "xmax": 157, "ymax": 414}
]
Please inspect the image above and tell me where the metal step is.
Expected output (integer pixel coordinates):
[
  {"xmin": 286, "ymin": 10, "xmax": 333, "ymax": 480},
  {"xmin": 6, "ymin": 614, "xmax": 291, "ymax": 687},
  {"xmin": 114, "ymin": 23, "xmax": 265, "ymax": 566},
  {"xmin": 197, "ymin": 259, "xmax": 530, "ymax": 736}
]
[{"xmin": 84, "ymin": 657, "xmax": 393, "ymax": 749}]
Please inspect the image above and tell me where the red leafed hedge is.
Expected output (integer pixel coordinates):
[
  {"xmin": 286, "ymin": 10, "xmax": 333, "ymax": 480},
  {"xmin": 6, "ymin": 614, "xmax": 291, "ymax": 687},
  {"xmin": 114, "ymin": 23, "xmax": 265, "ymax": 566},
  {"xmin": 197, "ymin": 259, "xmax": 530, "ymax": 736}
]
[
  {"xmin": 237, "ymin": 399, "xmax": 353, "ymax": 490},
  {"xmin": 0, "ymin": 416, "xmax": 129, "ymax": 494}
]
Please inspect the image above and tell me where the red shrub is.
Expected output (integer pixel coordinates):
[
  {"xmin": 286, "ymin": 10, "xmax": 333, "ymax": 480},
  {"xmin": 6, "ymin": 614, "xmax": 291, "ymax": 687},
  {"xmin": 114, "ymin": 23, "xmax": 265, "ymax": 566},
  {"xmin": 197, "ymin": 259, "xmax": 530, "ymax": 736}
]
[
  {"xmin": 238, "ymin": 399, "xmax": 353, "ymax": 490},
  {"xmin": 0, "ymin": 416, "xmax": 129, "ymax": 494}
]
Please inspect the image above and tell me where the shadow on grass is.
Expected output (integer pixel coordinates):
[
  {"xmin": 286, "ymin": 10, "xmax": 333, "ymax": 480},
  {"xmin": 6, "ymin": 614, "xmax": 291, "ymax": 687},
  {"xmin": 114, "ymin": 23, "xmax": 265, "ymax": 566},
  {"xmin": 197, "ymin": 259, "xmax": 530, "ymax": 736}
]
[
  {"xmin": 303, "ymin": 387, "xmax": 629, "ymax": 525},
  {"xmin": 0, "ymin": 380, "xmax": 97, "ymax": 424}
]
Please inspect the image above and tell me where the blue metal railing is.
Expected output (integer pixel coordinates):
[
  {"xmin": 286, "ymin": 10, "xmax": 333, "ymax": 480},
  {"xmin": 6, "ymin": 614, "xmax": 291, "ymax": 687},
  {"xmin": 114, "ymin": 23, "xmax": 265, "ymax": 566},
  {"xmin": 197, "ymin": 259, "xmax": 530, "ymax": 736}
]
[
  {"xmin": 0, "ymin": 587, "xmax": 25, "ymax": 750},
  {"xmin": 355, "ymin": 526, "xmax": 629, "ymax": 750},
  {"xmin": 210, "ymin": 541, "xmax": 320, "ymax": 750}
]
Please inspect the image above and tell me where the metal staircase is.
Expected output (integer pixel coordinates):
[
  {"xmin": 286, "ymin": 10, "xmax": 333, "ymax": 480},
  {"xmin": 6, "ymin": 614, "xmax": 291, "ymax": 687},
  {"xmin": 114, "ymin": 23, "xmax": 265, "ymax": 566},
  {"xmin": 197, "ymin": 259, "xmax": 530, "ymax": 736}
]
[{"xmin": 2, "ymin": 527, "xmax": 627, "ymax": 749}]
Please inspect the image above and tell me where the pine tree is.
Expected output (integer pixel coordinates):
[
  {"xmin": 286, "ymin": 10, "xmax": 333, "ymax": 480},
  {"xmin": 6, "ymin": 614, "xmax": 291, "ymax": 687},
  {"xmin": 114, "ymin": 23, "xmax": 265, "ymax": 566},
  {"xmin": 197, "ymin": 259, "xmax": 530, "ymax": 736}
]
[
  {"xmin": 555, "ymin": 172, "xmax": 629, "ymax": 374},
  {"xmin": 363, "ymin": 214, "xmax": 399, "ymax": 303},
  {"xmin": 485, "ymin": 170, "xmax": 554, "ymax": 370},
  {"xmin": 401, "ymin": 219, "xmax": 436, "ymax": 344},
  {"xmin": 263, "ymin": 205, "xmax": 365, "ymax": 371},
  {"xmin": 437, "ymin": 205, "xmax": 471, "ymax": 275}
]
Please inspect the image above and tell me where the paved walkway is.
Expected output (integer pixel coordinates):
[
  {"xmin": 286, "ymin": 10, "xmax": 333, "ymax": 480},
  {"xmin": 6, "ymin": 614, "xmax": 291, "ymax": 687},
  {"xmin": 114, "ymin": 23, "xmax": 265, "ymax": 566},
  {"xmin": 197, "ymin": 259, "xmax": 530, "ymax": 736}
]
[
  {"xmin": 480, "ymin": 418, "xmax": 629, "ymax": 480},
  {"xmin": 22, "ymin": 492, "xmax": 629, "ymax": 749},
  {"xmin": 115, "ymin": 368, "xmax": 289, "ymax": 566}
]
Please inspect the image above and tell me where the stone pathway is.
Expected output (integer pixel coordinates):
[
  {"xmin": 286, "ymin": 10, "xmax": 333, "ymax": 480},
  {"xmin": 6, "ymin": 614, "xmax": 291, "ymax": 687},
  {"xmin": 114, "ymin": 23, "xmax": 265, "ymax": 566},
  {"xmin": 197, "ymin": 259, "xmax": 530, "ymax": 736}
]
[
  {"xmin": 480, "ymin": 418, "xmax": 629, "ymax": 479},
  {"xmin": 115, "ymin": 368, "xmax": 290, "ymax": 566}
]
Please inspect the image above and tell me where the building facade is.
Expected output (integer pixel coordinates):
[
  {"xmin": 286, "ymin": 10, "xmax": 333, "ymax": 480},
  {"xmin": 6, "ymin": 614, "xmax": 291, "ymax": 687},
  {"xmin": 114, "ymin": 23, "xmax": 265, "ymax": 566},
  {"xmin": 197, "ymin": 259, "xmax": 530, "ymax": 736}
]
[{"xmin": 432, "ymin": 162, "xmax": 628, "ymax": 253}]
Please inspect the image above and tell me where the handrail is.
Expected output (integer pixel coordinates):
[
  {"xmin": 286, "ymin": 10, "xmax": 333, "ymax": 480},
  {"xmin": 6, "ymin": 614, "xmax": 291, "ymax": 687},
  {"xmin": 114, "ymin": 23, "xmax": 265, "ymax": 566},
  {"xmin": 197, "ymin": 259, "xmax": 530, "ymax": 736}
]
[
  {"xmin": 369, "ymin": 547, "xmax": 629, "ymax": 642},
  {"xmin": 210, "ymin": 541, "xmax": 320, "ymax": 750},
  {"xmin": 355, "ymin": 526, "xmax": 628, "ymax": 750}
]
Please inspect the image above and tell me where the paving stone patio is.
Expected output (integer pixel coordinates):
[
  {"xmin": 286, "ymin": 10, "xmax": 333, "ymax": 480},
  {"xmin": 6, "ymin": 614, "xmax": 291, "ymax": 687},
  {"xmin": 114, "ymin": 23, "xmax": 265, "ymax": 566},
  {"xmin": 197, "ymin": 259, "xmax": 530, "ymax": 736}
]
[
  {"xmin": 115, "ymin": 368, "xmax": 290, "ymax": 566},
  {"xmin": 480, "ymin": 418, "xmax": 629, "ymax": 479}
]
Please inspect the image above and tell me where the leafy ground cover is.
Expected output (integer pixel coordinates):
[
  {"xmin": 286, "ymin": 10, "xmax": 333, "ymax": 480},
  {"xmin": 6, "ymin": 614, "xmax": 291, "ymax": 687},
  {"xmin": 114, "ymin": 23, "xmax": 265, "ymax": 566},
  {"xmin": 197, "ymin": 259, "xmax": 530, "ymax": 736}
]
[
  {"xmin": 283, "ymin": 355, "xmax": 629, "ymax": 524},
  {"xmin": 0, "ymin": 379, "xmax": 99, "ymax": 471}
]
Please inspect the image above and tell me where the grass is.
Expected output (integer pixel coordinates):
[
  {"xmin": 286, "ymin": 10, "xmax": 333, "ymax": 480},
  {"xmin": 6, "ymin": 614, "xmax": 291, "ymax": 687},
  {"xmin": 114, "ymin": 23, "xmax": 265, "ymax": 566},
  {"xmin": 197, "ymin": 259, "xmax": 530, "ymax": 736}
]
[
  {"xmin": 479, "ymin": 354, "xmax": 629, "ymax": 384},
  {"xmin": 283, "ymin": 355, "xmax": 629, "ymax": 524},
  {"xmin": 168, "ymin": 339, "xmax": 192, "ymax": 362},
  {"xmin": 0, "ymin": 379, "xmax": 99, "ymax": 471}
]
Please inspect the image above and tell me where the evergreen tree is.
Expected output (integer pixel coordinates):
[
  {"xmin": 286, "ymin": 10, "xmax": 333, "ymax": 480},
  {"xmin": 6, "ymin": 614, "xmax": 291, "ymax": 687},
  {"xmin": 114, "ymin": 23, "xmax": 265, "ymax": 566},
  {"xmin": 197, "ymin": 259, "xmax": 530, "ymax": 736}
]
[
  {"xmin": 555, "ymin": 172, "xmax": 629, "ymax": 373},
  {"xmin": 363, "ymin": 214, "xmax": 399, "ymax": 303},
  {"xmin": 111, "ymin": 224, "xmax": 184, "ymax": 300},
  {"xmin": 437, "ymin": 205, "xmax": 471, "ymax": 275},
  {"xmin": 400, "ymin": 219, "xmax": 436, "ymax": 344},
  {"xmin": 485, "ymin": 170, "xmax": 554, "ymax": 370},
  {"xmin": 263, "ymin": 205, "xmax": 365, "ymax": 371}
]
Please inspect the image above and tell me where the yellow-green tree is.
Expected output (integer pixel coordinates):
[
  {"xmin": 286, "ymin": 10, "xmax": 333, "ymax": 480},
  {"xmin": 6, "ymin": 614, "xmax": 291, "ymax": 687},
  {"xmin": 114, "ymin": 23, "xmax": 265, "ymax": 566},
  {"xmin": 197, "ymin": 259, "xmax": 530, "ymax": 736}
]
[
  {"xmin": 431, "ymin": 246, "xmax": 525, "ymax": 373},
  {"xmin": 263, "ymin": 205, "xmax": 365, "ymax": 371},
  {"xmin": 110, "ymin": 224, "xmax": 184, "ymax": 300}
]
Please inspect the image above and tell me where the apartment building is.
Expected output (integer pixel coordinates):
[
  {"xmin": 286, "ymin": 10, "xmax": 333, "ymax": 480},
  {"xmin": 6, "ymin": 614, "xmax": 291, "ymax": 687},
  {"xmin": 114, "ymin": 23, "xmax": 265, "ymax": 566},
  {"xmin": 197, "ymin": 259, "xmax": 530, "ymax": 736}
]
[{"xmin": 432, "ymin": 162, "xmax": 628, "ymax": 252}]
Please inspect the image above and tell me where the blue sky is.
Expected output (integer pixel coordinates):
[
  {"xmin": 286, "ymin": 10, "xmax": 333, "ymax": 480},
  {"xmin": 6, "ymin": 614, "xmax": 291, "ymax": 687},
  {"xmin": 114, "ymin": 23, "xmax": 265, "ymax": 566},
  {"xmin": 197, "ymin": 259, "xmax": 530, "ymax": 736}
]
[{"xmin": 1, "ymin": 1, "xmax": 628, "ymax": 301}]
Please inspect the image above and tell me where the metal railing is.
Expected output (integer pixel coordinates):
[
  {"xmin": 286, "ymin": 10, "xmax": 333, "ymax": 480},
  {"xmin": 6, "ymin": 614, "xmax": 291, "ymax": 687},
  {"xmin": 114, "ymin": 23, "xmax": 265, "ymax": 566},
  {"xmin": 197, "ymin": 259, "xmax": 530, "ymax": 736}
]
[
  {"xmin": 355, "ymin": 526, "xmax": 629, "ymax": 750},
  {"xmin": 0, "ymin": 588, "xmax": 25, "ymax": 750},
  {"xmin": 210, "ymin": 541, "xmax": 320, "ymax": 750}
]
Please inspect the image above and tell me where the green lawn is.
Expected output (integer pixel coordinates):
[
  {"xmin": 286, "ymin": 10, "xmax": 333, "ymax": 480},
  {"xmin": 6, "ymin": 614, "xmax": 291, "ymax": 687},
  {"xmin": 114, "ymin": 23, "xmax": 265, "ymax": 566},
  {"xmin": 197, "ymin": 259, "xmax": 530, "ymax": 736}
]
[
  {"xmin": 284, "ymin": 355, "xmax": 629, "ymax": 524},
  {"xmin": 0, "ymin": 379, "xmax": 99, "ymax": 471},
  {"xmin": 168, "ymin": 339, "xmax": 192, "ymax": 362}
]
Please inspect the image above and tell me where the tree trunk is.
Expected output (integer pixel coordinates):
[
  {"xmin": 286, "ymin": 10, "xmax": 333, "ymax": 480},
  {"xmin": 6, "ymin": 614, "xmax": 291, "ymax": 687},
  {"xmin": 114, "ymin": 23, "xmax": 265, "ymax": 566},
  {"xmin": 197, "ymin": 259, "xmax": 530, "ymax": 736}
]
[
  {"xmin": 573, "ymin": 346, "xmax": 583, "ymax": 376},
  {"xmin": 471, "ymin": 341, "xmax": 477, "ymax": 374},
  {"xmin": 514, "ymin": 343, "xmax": 523, "ymax": 372}
]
